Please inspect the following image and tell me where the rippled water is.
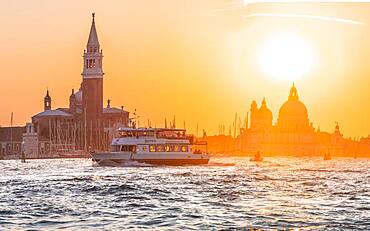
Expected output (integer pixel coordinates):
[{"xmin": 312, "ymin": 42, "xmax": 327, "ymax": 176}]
[{"xmin": 0, "ymin": 157, "xmax": 369, "ymax": 230}]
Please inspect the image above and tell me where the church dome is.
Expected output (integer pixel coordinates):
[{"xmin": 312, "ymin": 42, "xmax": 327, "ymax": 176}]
[
  {"xmin": 279, "ymin": 99, "xmax": 308, "ymax": 119},
  {"xmin": 277, "ymin": 84, "xmax": 309, "ymax": 132}
]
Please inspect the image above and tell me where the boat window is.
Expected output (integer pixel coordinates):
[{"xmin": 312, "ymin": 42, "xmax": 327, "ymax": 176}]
[
  {"xmin": 149, "ymin": 145, "xmax": 155, "ymax": 152},
  {"xmin": 120, "ymin": 145, "xmax": 136, "ymax": 152},
  {"xmin": 120, "ymin": 131, "xmax": 156, "ymax": 137},
  {"xmin": 181, "ymin": 145, "xmax": 188, "ymax": 152},
  {"xmin": 156, "ymin": 145, "xmax": 164, "ymax": 152},
  {"xmin": 142, "ymin": 146, "xmax": 148, "ymax": 151},
  {"xmin": 156, "ymin": 130, "xmax": 186, "ymax": 139},
  {"xmin": 174, "ymin": 145, "xmax": 180, "ymax": 152},
  {"xmin": 111, "ymin": 145, "xmax": 120, "ymax": 152},
  {"xmin": 165, "ymin": 145, "xmax": 171, "ymax": 152}
]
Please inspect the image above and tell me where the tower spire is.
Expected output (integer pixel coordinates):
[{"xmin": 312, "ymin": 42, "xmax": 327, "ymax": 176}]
[
  {"xmin": 87, "ymin": 12, "xmax": 99, "ymax": 47},
  {"xmin": 82, "ymin": 13, "xmax": 104, "ymax": 79}
]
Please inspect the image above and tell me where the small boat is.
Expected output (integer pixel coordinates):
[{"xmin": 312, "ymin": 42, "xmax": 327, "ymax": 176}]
[
  {"xmin": 323, "ymin": 152, "xmax": 331, "ymax": 161},
  {"xmin": 250, "ymin": 151, "xmax": 263, "ymax": 162},
  {"xmin": 91, "ymin": 127, "xmax": 210, "ymax": 166}
]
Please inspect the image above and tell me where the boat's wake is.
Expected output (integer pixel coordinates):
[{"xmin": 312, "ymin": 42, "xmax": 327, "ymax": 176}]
[
  {"xmin": 121, "ymin": 160, "xmax": 154, "ymax": 167},
  {"xmin": 207, "ymin": 161, "xmax": 235, "ymax": 167},
  {"xmin": 92, "ymin": 159, "xmax": 154, "ymax": 167}
]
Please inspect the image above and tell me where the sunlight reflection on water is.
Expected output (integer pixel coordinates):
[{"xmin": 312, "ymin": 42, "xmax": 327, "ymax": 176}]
[{"xmin": 0, "ymin": 157, "xmax": 369, "ymax": 230}]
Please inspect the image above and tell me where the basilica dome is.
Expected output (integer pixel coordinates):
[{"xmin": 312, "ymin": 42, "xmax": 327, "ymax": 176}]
[
  {"xmin": 279, "ymin": 99, "xmax": 308, "ymax": 119},
  {"xmin": 277, "ymin": 84, "xmax": 309, "ymax": 132}
]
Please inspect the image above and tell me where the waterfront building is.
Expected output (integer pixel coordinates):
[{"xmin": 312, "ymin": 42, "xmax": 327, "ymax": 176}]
[
  {"xmin": 22, "ymin": 14, "xmax": 129, "ymax": 158},
  {"xmin": 0, "ymin": 126, "xmax": 25, "ymax": 159}
]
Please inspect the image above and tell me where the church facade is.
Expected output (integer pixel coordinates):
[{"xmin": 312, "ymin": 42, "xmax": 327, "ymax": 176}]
[{"xmin": 23, "ymin": 14, "xmax": 129, "ymax": 158}]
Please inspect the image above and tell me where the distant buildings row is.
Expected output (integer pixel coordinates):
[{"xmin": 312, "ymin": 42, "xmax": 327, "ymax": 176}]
[{"xmin": 203, "ymin": 84, "xmax": 370, "ymax": 157}]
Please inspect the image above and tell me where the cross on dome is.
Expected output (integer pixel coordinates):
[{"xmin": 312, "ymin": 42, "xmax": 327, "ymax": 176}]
[{"xmin": 289, "ymin": 82, "xmax": 299, "ymax": 100}]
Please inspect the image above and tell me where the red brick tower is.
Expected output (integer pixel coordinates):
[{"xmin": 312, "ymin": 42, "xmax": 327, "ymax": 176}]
[{"xmin": 81, "ymin": 13, "xmax": 104, "ymax": 150}]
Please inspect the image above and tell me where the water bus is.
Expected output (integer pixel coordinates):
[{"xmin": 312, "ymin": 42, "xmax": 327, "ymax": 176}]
[{"xmin": 91, "ymin": 127, "xmax": 209, "ymax": 166}]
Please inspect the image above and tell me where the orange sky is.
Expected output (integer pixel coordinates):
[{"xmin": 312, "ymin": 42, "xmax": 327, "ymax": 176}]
[{"xmin": 0, "ymin": 1, "xmax": 370, "ymax": 138}]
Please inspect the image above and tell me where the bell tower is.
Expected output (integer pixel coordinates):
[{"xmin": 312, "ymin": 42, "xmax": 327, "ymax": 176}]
[
  {"xmin": 250, "ymin": 100, "xmax": 258, "ymax": 131},
  {"xmin": 44, "ymin": 90, "xmax": 51, "ymax": 111},
  {"xmin": 81, "ymin": 13, "xmax": 104, "ymax": 125}
]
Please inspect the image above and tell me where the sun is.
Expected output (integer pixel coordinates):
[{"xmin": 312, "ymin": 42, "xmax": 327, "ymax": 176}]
[{"xmin": 258, "ymin": 34, "xmax": 315, "ymax": 82}]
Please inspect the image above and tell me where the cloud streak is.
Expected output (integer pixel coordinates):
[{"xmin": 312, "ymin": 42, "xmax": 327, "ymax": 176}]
[
  {"xmin": 243, "ymin": 0, "xmax": 370, "ymax": 5},
  {"xmin": 243, "ymin": 13, "xmax": 365, "ymax": 25}
]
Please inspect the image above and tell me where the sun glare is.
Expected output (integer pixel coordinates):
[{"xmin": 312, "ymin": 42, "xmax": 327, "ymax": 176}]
[{"xmin": 258, "ymin": 34, "xmax": 315, "ymax": 82}]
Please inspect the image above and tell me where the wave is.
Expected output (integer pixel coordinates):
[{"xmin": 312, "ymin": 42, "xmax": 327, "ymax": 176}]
[{"xmin": 295, "ymin": 168, "xmax": 364, "ymax": 173}]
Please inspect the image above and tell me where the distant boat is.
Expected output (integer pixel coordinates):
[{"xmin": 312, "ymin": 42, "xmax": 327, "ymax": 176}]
[
  {"xmin": 250, "ymin": 151, "xmax": 263, "ymax": 162},
  {"xmin": 324, "ymin": 152, "xmax": 331, "ymax": 161}
]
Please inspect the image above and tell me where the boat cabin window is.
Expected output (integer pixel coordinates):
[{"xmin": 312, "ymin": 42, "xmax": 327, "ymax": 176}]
[
  {"xmin": 111, "ymin": 145, "xmax": 120, "ymax": 152},
  {"xmin": 156, "ymin": 130, "xmax": 186, "ymax": 139},
  {"xmin": 119, "ymin": 130, "xmax": 155, "ymax": 138},
  {"xmin": 181, "ymin": 145, "xmax": 188, "ymax": 152},
  {"xmin": 165, "ymin": 145, "xmax": 171, "ymax": 152},
  {"xmin": 146, "ymin": 144, "xmax": 188, "ymax": 152},
  {"xmin": 120, "ymin": 145, "xmax": 136, "ymax": 152},
  {"xmin": 156, "ymin": 145, "xmax": 165, "ymax": 152}
]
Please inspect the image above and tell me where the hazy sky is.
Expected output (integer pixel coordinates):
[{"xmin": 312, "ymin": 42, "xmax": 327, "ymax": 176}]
[{"xmin": 1, "ymin": 0, "xmax": 370, "ymax": 137}]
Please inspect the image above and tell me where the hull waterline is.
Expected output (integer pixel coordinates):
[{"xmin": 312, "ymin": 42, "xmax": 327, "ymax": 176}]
[{"xmin": 92, "ymin": 157, "xmax": 209, "ymax": 166}]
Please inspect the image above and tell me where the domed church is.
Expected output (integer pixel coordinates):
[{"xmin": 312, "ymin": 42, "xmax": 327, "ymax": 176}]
[
  {"xmin": 237, "ymin": 83, "xmax": 352, "ymax": 156},
  {"xmin": 277, "ymin": 83, "xmax": 312, "ymax": 133}
]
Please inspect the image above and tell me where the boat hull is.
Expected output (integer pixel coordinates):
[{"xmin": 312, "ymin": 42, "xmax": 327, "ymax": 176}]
[
  {"xmin": 134, "ymin": 158, "xmax": 209, "ymax": 166},
  {"xmin": 91, "ymin": 152, "xmax": 209, "ymax": 166}
]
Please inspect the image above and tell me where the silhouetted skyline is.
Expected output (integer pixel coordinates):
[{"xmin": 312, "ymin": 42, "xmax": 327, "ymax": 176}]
[{"xmin": 0, "ymin": 1, "xmax": 370, "ymax": 137}]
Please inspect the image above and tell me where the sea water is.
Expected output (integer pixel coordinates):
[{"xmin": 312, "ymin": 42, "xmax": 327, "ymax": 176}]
[{"xmin": 0, "ymin": 157, "xmax": 369, "ymax": 230}]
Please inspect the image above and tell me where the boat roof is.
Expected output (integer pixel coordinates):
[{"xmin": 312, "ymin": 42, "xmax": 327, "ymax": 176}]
[{"xmin": 118, "ymin": 127, "xmax": 186, "ymax": 132}]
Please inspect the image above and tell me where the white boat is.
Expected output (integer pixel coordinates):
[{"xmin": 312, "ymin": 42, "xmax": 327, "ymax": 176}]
[{"xmin": 91, "ymin": 127, "xmax": 210, "ymax": 166}]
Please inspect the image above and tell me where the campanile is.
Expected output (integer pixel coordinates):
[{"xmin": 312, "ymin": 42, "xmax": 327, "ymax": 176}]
[{"xmin": 81, "ymin": 13, "xmax": 104, "ymax": 125}]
